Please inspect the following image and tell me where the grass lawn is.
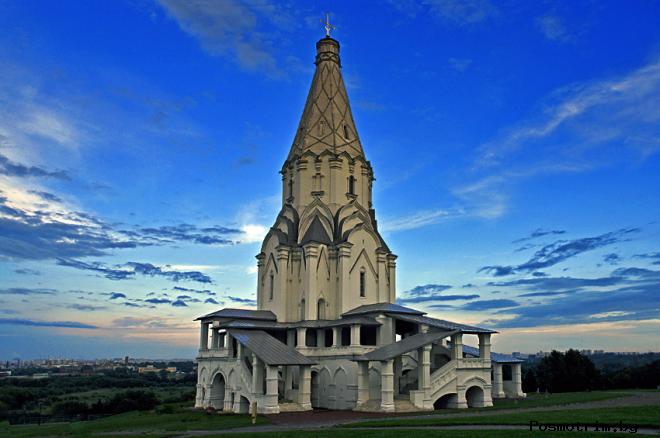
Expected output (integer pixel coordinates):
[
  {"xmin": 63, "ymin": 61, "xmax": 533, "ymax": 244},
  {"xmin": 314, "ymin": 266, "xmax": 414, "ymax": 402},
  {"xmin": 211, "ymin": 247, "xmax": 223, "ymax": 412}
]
[
  {"xmin": 0, "ymin": 408, "xmax": 268, "ymax": 438},
  {"xmin": 489, "ymin": 390, "xmax": 628, "ymax": 409},
  {"xmin": 340, "ymin": 406, "xmax": 660, "ymax": 428},
  {"xmin": 220, "ymin": 430, "xmax": 618, "ymax": 437}
]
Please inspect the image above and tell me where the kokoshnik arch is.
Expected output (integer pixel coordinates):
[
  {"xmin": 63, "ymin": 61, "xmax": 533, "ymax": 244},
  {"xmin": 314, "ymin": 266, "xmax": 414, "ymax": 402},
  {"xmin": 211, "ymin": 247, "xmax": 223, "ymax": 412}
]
[{"xmin": 194, "ymin": 32, "xmax": 525, "ymax": 414}]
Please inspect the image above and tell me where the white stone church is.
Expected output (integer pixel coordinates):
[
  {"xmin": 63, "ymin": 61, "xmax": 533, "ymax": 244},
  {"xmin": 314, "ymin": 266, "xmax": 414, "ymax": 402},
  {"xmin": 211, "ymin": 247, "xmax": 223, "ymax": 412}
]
[{"xmin": 194, "ymin": 34, "xmax": 524, "ymax": 414}]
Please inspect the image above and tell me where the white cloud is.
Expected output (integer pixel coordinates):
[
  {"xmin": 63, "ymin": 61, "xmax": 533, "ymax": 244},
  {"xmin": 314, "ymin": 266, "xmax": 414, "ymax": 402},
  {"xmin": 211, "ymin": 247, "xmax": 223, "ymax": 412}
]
[
  {"xmin": 536, "ymin": 14, "xmax": 571, "ymax": 43},
  {"xmin": 19, "ymin": 107, "xmax": 79, "ymax": 148},
  {"xmin": 381, "ymin": 208, "xmax": 456, "ymax": 232},
  {"xmin": 240, "ymin": 224, "xmax": 268, "ymax": 244},
  {"xmin": 475, "ymin": 59, "xmax": 660, "ymax": 169},
  {"xmin": 156, "ymin": 0, "xmax": 297, "ymax": 75}
]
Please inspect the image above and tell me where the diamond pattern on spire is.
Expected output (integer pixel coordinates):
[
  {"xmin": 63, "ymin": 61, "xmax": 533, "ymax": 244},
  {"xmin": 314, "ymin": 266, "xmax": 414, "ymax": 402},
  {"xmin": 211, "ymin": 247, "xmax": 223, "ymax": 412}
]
[{"xmin": 287, "ymin": 39, "xmax": 365, "ymax": 162}]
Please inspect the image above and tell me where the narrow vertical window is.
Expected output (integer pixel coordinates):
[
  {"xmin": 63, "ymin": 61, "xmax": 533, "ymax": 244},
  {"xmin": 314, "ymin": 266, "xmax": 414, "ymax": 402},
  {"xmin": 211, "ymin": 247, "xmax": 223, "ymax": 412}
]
[
  {"xmin": 348, "ymin": 175, "xmax": 355, "ymax": 195},
  {"xmin": 319, "ymin": 120, "xmax": 325, "ymax": 136},
  {"xmin": 288, "ymin": 179, "xmax": 293, "ymax": 198},
  {"xmin": 300, "ymin": 299, "xmax": 306, "ymax": 320},
  {"xmin": 343, "ymin": 124, "xmax": 350, "ymax": 139},
  {"xmin": 360, "ymin": 270, "xmax": 366, "ymax": 297},
  {"xmin": 269, "ymin": 272, "xmax": 274, "ymax": 300}
]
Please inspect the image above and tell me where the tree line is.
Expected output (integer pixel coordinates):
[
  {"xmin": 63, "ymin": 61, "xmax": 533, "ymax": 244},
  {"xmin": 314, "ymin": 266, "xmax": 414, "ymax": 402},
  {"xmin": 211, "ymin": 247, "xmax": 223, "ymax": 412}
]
[{"xmin": 522, "ymin": 349, "xmax": 660, "ymax": 393}]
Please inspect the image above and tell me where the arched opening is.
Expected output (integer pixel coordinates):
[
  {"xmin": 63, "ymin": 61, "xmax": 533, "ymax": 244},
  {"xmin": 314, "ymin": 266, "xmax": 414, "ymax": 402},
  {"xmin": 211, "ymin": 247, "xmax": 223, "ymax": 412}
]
[
  {"xmin": 311, "ymin": 371, "xmax": 320, "ymax": 408},
  {"xmin": 317, "ymin": 298, "xmax": 326, "ymax": 319},
  {"xmin": 359, "ymin": 270, "xmax": 366, "ymax": 297},
  {"xmin": 348, "ymin": 175, "xmax": 355, "ymax": 195},
  {"xmin": 343, "ymin": 124, "xmax": 350, "ymax": 139},
  {"xmin": 236, "ymin": 395, "xmax": 250, "ymax": 413},
  {"xmin": 466, "ymin": 386, "xmax": 485, "ymax": 408},
  {"xmin": 300, "ymin": 299, "xmax": 306, "ymax": 320},
  {"xmin": 269, "ymin": 272, "xmax": 274, "ymax": 300},
  {"xmin": 334, "ymin": 368, "xmax": 348, "ymax": 410},
  {"xmin": 209, "ymin": 373, "xmax": 226, "ymax": 409},
  {"xmin": 433, "ymin": 393, "xmax": 457, "ymax": 410}
]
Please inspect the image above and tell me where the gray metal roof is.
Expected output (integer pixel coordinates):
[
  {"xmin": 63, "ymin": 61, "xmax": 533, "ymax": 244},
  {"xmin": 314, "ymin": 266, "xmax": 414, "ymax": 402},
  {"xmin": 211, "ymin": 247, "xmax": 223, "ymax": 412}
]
[
  {"xmin": 355, "ymin": 330, "xmax": 457, "ymax": 362},
  {"xmin": 195, "ymin": 308, "xmax": 277, "ymax": 321},
  {"xmin": 342, "ymin": 303, "xmax": 425, "ymax": 317},
  {"xmin": 216, "ymin": 315, "xmax": 380, "ymax": 330},
  {"xmin": 228, "ymin": 329, "xmax": 316, "ymax": 366},
  {"xmin": 295, "ymin": 316, "xmax": 381, "ymax": 328},
  {"xmin": 221, "ymin": 320, "xmax": 284, "ymax": 330},
  {"xmin": 395, "ymin": 314, "xmax": 497, "ymax": 334},
  {"xmin": 462, "ymin": 344, "xmax": 523, "ymax": 363}
]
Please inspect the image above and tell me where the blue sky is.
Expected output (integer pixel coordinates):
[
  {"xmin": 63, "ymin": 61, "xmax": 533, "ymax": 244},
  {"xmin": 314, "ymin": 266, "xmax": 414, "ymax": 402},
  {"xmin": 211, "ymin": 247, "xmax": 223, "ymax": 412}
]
[{"xmin": 1, "ymin": 0, "xmax": 659, "ymax": 359}]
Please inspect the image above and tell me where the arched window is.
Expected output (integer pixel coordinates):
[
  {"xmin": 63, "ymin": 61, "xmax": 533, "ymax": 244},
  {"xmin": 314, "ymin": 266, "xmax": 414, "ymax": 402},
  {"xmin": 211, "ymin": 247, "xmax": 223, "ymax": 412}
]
[
  {"xmin": 269, "ymin": 272, "xmax": 274, "ymax": 300},
  {"xmin": 359, "ymin": 270, "xmax": 366, "ymax": 297},
  {"xmin": 300, "ymin": 299, "xmax": 306, "ymax": 320},
  {"xmin": 348, "ymin": 175, "xmax": 355, "ymax": 195},
  {"xmin": 317, "ymin": 298, "xmax": 326, "ymax": 319},
  {"xmin": 343, "ymin": 124, "xmax": 350, "ymax": 139}
]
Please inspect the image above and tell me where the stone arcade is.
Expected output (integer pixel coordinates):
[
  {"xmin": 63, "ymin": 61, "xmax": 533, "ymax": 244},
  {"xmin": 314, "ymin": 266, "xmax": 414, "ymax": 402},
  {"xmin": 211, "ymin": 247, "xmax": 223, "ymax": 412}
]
[{"xmin": 194, "ymin": 34, "xmax": 525, "ymax": 414}]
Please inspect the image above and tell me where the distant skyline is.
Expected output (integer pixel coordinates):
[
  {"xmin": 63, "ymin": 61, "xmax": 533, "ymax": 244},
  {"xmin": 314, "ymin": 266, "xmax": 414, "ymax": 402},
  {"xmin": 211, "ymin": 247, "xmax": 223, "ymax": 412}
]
[{"xmin": 1, "ymin": 1, "xmax": 659, "ymax": 359}]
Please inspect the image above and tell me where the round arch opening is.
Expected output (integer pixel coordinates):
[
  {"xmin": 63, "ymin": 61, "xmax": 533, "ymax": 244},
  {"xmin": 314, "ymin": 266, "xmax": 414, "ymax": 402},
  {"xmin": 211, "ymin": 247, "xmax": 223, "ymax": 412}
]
[
  {"xmin": 209, "ymin": 373, "xmax": 226, "ymax": 410},
  {"xmin": 466, "ymin": 385, "xmax": 485, "ymax": 408}
]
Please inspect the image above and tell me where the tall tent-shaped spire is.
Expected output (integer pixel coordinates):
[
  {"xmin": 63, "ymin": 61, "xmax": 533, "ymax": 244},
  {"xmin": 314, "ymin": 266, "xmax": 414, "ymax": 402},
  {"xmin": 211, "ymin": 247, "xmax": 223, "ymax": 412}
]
[{"xmin": 287, "ymin": 37, "xmax": 365, "ymax": 162}]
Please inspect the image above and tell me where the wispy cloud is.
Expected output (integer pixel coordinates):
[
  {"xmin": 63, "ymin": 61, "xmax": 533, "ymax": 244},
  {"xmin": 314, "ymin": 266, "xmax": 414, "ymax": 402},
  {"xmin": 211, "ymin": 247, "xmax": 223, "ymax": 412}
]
[
  {"xmin": 0, "ymin": 287, "xmax": 56, "ymax": 295},
  {"xmin": 512, "ymin": 228, "xmax": 566, "ymax": 244},
  {"xmin": 381, "ymin": 208, "xmax": 458, "ymax": 232},
  {"xmin": 475, "ymin": 59, "xmax": 660, "ymax": 169},
  {"xmin": 57, "ymin": 258, "xmax": 213, "ymax": 283},
  {"xmin": 536, "ymin": 14, "xmax": 571, "ymax": 43},
  {"xmin": 425, "ymin": 0, "xmax": 498, "ymax": 25},
  {"xmin": 0, "ymin": 318, "xmax": 97, "ymax": 329},
  {"xmin": 0, "ymin": 154, "xmax": 70, "ymax": 180},
  {"xmin": 157, "ymin": 0, "xmax": 297, "ymax": 75},
  {"xmin": 480, "ymin": 227, "xmax": 639, "ymax": 276}
]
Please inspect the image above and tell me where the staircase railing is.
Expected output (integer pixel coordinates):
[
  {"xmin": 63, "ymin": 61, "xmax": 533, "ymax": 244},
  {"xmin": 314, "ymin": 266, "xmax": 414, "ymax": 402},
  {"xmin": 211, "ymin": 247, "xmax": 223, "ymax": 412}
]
[{"xmin": 429, "ymin": 359, "xmax": 457, "ymax": 396}]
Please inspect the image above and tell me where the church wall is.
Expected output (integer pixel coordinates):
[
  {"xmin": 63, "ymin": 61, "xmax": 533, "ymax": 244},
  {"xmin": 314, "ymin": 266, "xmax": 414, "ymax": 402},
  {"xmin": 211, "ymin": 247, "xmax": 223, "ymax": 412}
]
[{"xmin": 311, "ymin": 358, "xmax": 358, "ymax": 410}]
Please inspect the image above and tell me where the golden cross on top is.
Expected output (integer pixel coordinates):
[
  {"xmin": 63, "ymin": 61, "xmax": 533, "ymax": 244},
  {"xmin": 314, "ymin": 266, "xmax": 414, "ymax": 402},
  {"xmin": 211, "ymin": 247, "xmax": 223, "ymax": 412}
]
[{"xmin": 322, "ymin": 13, "xmax": 335, "ymax": 37}]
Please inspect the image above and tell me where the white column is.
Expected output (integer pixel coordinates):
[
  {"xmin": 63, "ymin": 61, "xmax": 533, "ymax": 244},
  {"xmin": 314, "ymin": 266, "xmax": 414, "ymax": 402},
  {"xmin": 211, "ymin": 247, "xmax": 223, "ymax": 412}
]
[
  {"xmin": 451, "ymin": 333, "xmax": 463, "ymax": 361},
  {"xmin": 380, "ymin": 359, "xmax": 395, "ymax": 412},
  {"xmin": 418, "ymin": 345, "xmax": 432, "ymax": 408},
  {"xmin": 512, "ymin": 363, "xmax": 525, "ymax": 397},
  {"xmin": 356, "ymin": 361, "xmax": 370, "ymax": 407},
  {"xmin": 332, "ymin": 327, "xmax": 340, "ymax": 347},
  {"xmin": 252, "ymin": 353, "xmax": 263, "ymax": 395},
  {"xmin": 376, "ymin": 314, "xmax": 394, "ymax": 346},
  {"xmin": 479, "ymin": 333, "xmax": 491, "ymax": 360},
  {"xmin": 264, "ymin": 365, "xmax": 280, "ymax": 413},
  {"xmin": 350, "ymin": 324, "xmax": 360, "ymax": 347},
  {"xmin": 298, "ymin": 366, "xmax": 312, "ymax": 410},
  {"xmin": 449, "ymin": 386, "xmax": 468, "ymax": 409},
  {"xmin": 297, "ymin": 327, "xmax": 306, "ymax": 348},
  {"xmin": 376, "ymin": 250, "xmax": 388, "ymax": 302},
  {"xmin": 223, "ymin": 386, "xmax": 233, "ymax": 411},
  {"xmin": 492, "ymin": 363, "xmax": 505, "ymax": 398},
  {"xmin": 195, "ymin": 383, "xmax": 203, "ymax": 408},
  {"xmin": 393, "ymin": 356, "xmax": 402, "ymax": 395}
]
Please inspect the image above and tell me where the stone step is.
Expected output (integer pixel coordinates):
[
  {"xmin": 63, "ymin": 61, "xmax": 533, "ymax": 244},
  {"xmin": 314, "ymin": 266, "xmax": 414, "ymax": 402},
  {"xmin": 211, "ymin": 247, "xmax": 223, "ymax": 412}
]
[
  {"xmin": 278, "ymin": 402, "xmax": 305, "ymax": 412},
  {"xmin": 394, "ymin": 398, "xmax": 418, "ymax": 412}
]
